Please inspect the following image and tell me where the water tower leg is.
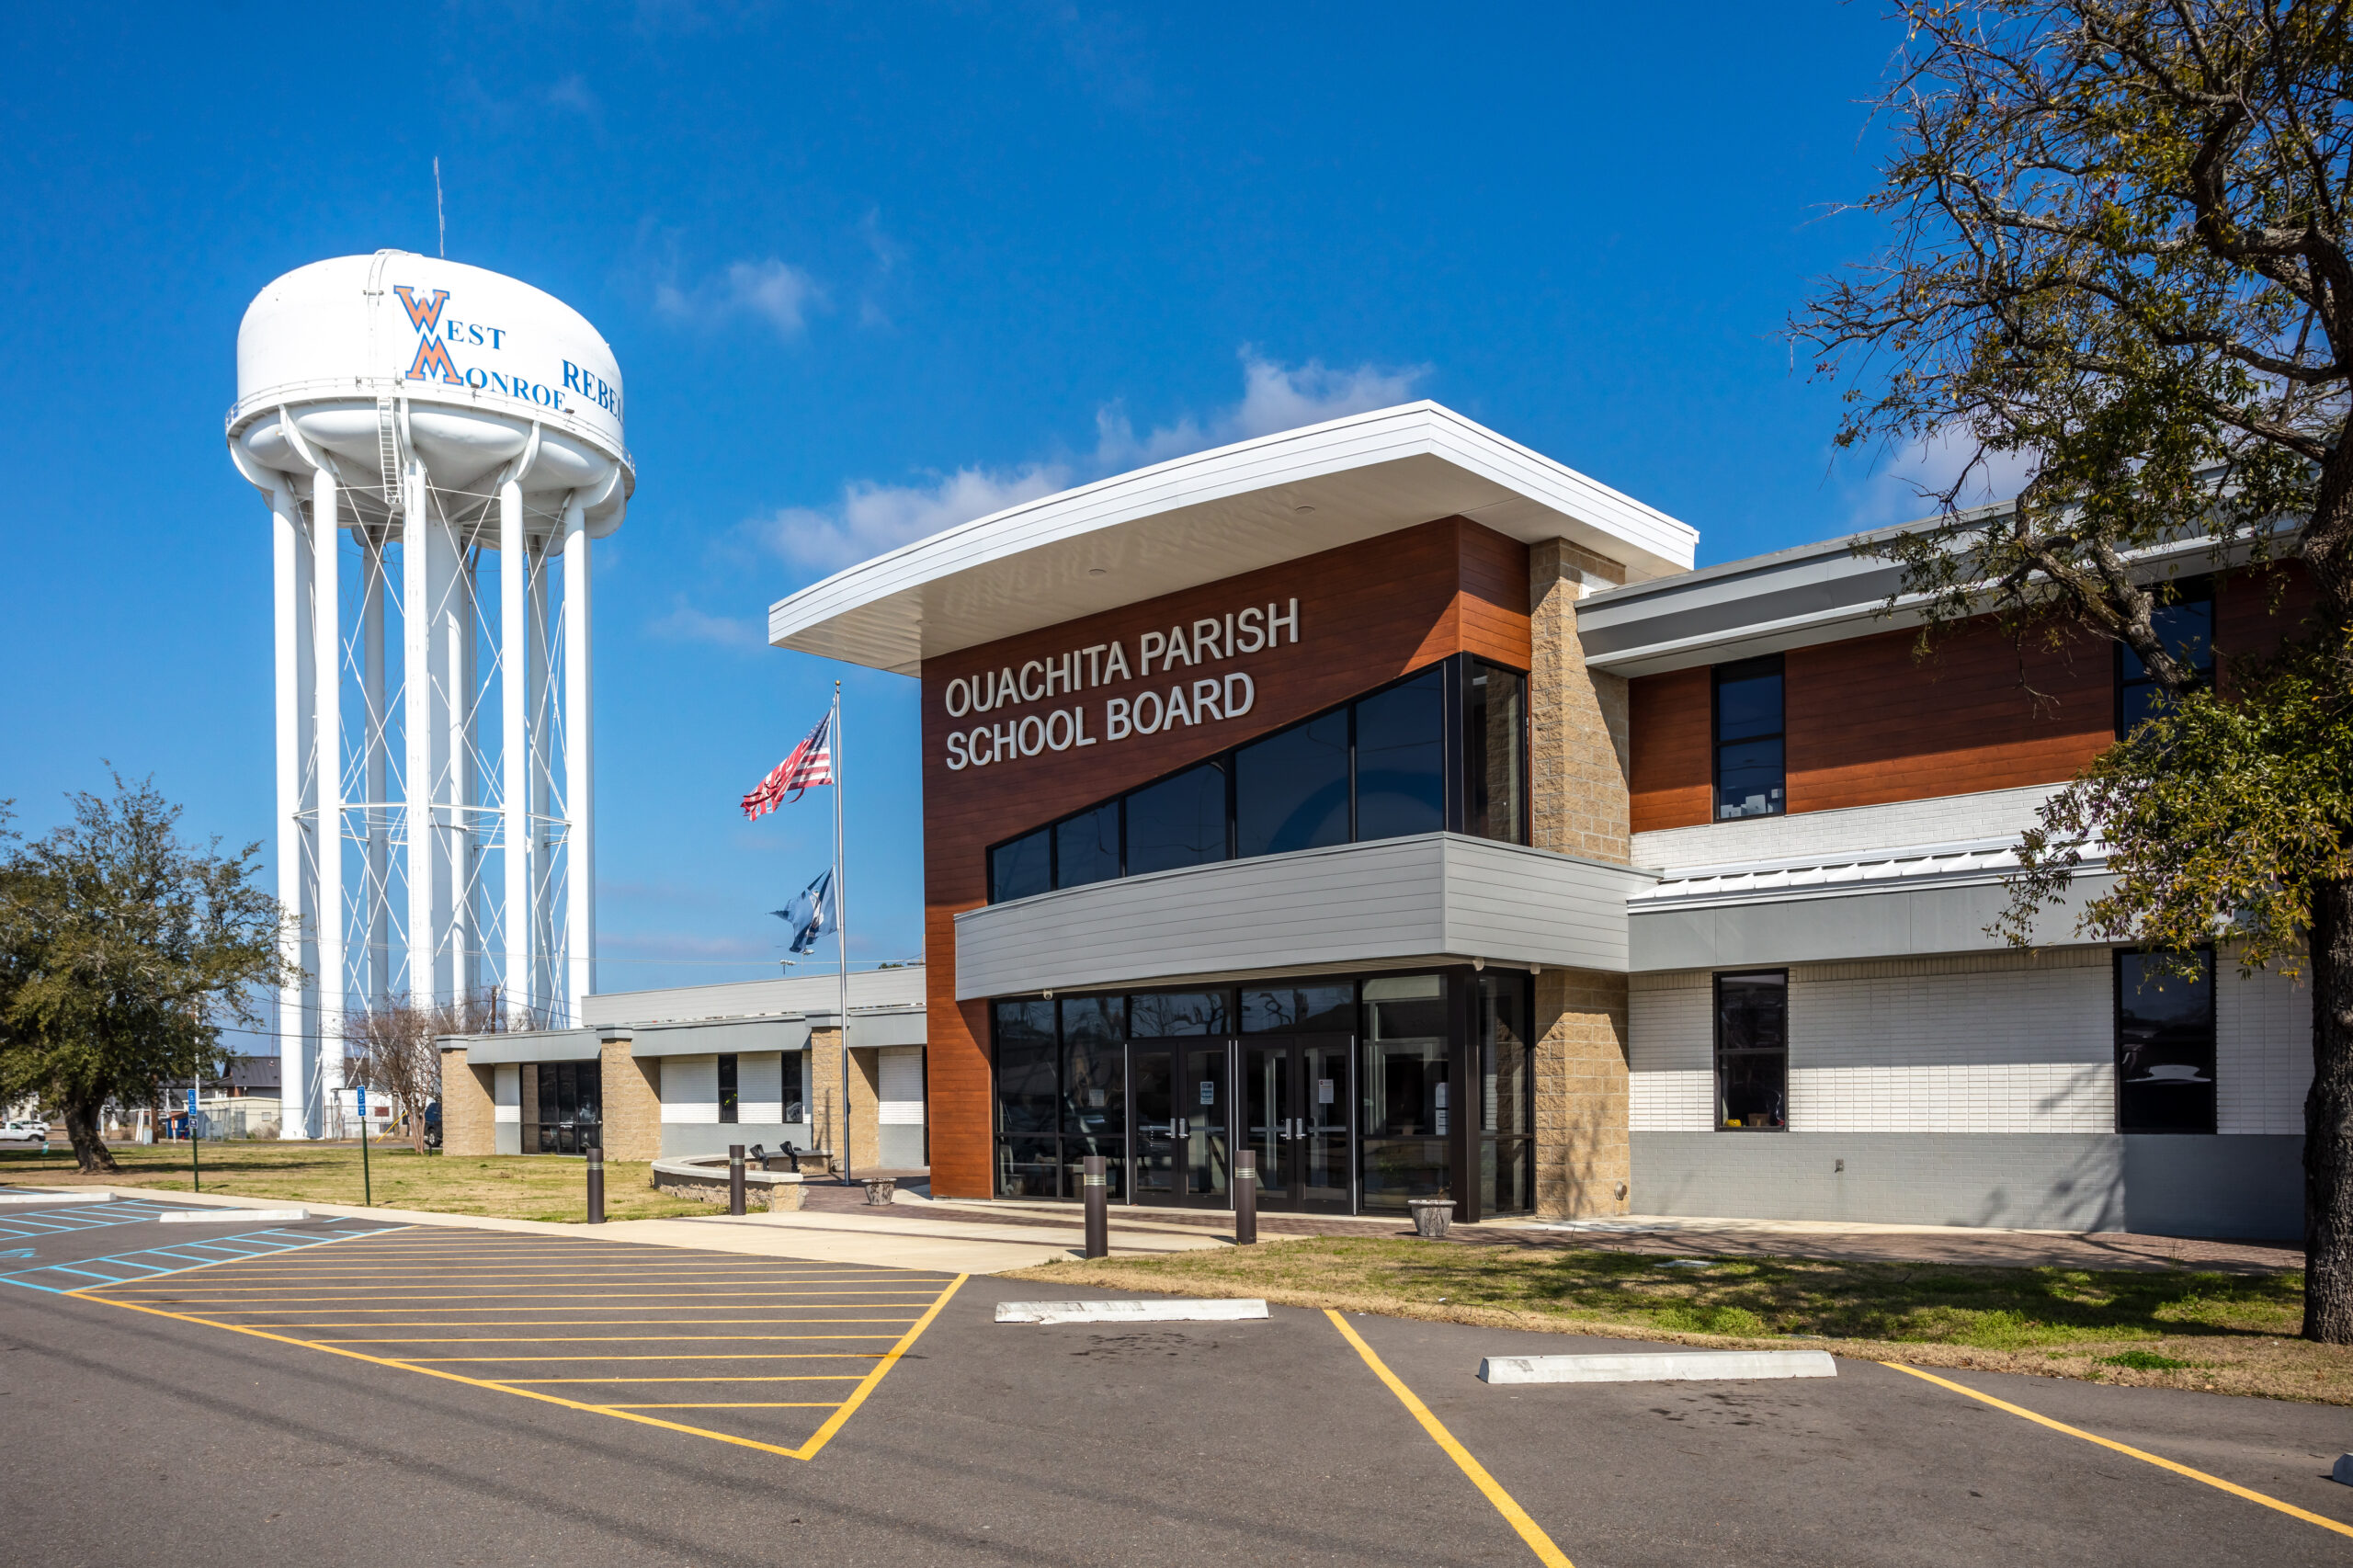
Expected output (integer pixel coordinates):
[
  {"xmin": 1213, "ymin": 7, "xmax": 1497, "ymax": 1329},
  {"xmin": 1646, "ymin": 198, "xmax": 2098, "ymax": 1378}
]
[
  {"xmin": 311, "ymin": 466, "xmax": 343, "ymax": 1140},
  {"xmin": 403, "ymin": 458, "xmax": 455, "ymax": 1008},
  {"xmin": 500, "ymin": 479, "xmax": 531, "ymax": 1029},
  {"xmin": 361, "ymin": 537, "xmax": 388, "ymax": 1005},
  {"xmin": 563, "ymin": 499, "xmax": 593, "ymax": 1023},
  {"xmin": 272, "ymin": 483, "xmax": 315, "ymax": 1141},
  {"xmin": 528, "ymin": 546, "xmax": 553, "ymax": 1013}
]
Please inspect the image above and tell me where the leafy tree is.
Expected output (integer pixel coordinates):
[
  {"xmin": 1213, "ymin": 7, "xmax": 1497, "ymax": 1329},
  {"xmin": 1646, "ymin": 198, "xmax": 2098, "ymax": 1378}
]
[
  {"xmin": 1792, "ymin": 2, "xmax": 2353, "ymax": 1337},
  {"xmin": 0, "ymin": 777, "xmax": 289, "ymax": 1174}
]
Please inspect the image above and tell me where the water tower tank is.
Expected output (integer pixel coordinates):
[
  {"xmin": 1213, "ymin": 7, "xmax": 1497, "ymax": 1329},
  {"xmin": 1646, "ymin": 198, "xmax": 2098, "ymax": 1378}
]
[{"xmin": 227, "ymin": 251, "xmax": 632, "ymax": 1141}]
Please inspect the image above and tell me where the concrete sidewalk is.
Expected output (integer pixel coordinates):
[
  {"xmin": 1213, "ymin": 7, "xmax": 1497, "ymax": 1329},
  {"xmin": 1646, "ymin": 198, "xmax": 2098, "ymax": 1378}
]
[{"xmin": 51, "ymin": 1185, "xmax": 1226, "ymax": 1274}]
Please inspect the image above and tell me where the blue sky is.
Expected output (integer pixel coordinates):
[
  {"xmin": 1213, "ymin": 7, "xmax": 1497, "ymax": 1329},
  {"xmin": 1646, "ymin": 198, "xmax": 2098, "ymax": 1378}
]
[{"xmin": 0, "ymin": 3, "xmax": 1963, "ymax": 1003}]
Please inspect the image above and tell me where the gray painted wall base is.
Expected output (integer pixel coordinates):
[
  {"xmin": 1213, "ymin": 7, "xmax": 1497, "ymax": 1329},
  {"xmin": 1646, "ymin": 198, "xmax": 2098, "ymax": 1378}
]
[
  {"xmin": 1631, "ymin": 1131, "xmax": 2302, "ymax": 1239},
  {"xmin": 876, "ymin": 1125, "xmax": 925, "ymax": 1168},
  {"xmin": 660, "ymin": 1123, "xmax": 815, "ymax": 1160}
]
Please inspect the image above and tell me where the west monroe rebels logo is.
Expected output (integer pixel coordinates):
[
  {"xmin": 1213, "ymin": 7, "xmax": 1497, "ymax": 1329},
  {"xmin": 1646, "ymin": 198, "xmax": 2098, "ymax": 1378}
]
[
  {"xmin": 389, "ymin": 282, "xmax": 617, "ymax": 421},
  {"xmin": 392, "ymin": 286, "xmax": 464, "ymax": 385}
]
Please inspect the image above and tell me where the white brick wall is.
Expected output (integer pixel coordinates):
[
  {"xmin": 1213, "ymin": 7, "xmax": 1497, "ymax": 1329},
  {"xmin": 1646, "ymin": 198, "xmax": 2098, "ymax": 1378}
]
[
  {"xmin": 2218, "ymin": 962, "xmax": 2313, "ymax": 1134},
  {"xmin": 1631, "ymin": 784, "xmax": 2059, "ymax": 871},
  {"xmin": 658, "ymin": 1055, "xmax": 717, "ymax": 1124},
  {"xmin": 1626, "ymin": 947, "xmax": 2310, "ymax": 1135},
  {"xmin": 1789, "ymin": 1062, "xmax": 2111, "ymax": 1132}
]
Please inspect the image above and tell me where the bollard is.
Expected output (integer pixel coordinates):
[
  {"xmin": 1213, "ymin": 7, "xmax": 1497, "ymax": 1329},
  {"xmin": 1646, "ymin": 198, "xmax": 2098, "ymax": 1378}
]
[
  {"xmin": 585, "ymin": 1144, "xmax": 605, "ymax": 1224},
  {"xmin": 728, "ymin": 1143, "xmax": 747, "ymax": 1216},
  {"xmin": 1234, "ymin": 1149, "xmax": 1257, "ymax": 1245},
  {"xmin": 1083, "ymin": 1154, "xmax": 1108, "ymax": 1259}
]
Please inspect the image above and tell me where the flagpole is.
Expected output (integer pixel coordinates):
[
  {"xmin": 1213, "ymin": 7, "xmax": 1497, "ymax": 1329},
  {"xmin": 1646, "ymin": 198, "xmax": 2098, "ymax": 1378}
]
[{"xmin": 832, "ymin": 680, "xmax": 852, "ymax": 1185}]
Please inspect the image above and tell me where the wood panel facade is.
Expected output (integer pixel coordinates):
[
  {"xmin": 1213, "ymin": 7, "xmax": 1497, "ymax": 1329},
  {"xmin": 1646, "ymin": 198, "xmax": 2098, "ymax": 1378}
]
[
  {"xmin": 1625, "ymin": 561, "xmax": 2324, "ymax": 835},
  {"xmin": 920, "ymin": 516, "xmax": 1532, "ymax": 1197}
]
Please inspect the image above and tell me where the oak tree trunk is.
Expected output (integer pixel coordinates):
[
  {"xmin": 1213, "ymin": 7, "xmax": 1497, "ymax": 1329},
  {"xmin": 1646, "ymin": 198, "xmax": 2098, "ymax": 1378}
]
[
  {"xmin": 63, "ymin": 1096, "xmax": 119, "ymax": 1176},
  {"xmin": 2305, "ymin": 878, "xmax": 2353, "ymax": 1342}
]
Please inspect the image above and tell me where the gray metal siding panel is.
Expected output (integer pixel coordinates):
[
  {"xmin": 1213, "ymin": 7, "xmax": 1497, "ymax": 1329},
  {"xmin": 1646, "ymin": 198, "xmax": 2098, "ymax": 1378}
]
[
  {"xmin": 1631, "ymin": 1130, "xmax": 2302, "ymax": 1239},
  {"xmin": 955, "ymin": 833, "xmax": 1649, "ymax": 999},
  {"xmin": 630, "ymin": 1017, "xmax": 813, "ymax": 1057},
  {"xmin": 449, "ymin": 1029, "xmax": 604, "ymax": 1066},
  {"xmin": 1628, "ymin": 874, "xmax": 2118, "ymax": 971},
  {"xmin": 848, "ymin": 1012, "xmax": 927, "ymax": 1048}
]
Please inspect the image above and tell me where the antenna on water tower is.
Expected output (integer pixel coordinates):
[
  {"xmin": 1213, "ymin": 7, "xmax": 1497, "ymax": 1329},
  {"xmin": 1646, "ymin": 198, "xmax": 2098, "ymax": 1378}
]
[{"xmin": 433, "ymin": 158, "xmax": 446, "ymax": 258}]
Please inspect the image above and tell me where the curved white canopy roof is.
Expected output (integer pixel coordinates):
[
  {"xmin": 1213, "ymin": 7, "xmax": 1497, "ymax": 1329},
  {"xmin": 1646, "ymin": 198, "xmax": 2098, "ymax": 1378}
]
[{"xmin": 767, "ymin": 402, "xmax": 1698, "ymax": 675}]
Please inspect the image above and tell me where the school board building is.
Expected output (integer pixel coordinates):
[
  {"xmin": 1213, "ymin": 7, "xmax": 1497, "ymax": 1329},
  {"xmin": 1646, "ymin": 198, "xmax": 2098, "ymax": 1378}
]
[{"xmin": 743, "ymin": 402, "xmax": 2307, "ymax": 1239}]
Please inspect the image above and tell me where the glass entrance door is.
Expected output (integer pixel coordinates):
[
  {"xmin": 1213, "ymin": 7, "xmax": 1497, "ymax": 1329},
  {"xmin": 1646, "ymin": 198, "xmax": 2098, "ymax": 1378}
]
[
  {"xmin": 1242, "ymin": 1034, "xmax": 1351, "ymax": 1211},
  {"xmin": 1131, "ymin": 1043, "xmax": 1232, "ymax": 1208}
]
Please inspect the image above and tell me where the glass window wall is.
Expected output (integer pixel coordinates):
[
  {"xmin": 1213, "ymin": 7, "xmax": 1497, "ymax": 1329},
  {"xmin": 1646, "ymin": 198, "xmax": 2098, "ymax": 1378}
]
[
  {"xmin": 1125, "ymin": 762, "xmax": 1229, "ymax": 876},
  {"xmin": 1477, "ymin": 972, "xmax": 1533, "ymax": 1215},
  {"xmin": 983, "ymin": 653, "xmax": 1529, "ymax": 903},
  {"xmin": 1234, "ymin": 710, "xmax": 1349, "ymax": 858},
  {"xmin": 1360, "ymin": 974, "xmax": 1450, "ymax": 1210}
]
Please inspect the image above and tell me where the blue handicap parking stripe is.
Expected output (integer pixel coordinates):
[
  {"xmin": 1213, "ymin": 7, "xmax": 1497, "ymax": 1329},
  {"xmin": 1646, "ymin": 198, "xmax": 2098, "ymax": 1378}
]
[
  {"xmin": 0, "ymin": 1199, "xmax": 186, "ymax": 1240},
  {"xmin": 0, "ymin": 1224, "xmax": 391, "ymax": 1294}
]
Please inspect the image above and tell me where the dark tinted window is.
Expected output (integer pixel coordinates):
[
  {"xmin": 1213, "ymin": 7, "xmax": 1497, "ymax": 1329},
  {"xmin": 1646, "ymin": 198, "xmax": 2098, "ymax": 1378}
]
[
  {"xmin": 1053, "ymin": 801, "xmax": 1120, "ymax": 889},
  {"xmin": 1125, "ymin": 761, "xmax": 1228, "ymax": 875},
  {"xmin": 1062, "ymin": 997, "xmax": 1126, "ymax": 1146},
  {"xmin": 1715, "ymin": 971, "xmax": 1787, "ymax": 1130},
  {"xmin": 994, "ymin": 997, "xmax": 1058, "ymax": 1134},
  {"xmin": 1355, "ymin": 669, "xmax": 1445, "ymax": 840},
  {"xmin": 1241, "ymin": 983, "xmax": 1355, "ymax": 1034},
  {"xmin": 1464, "ymin": 661, "xmax": 1526, "ymax": 843},
  {"xmin": 1130, "ymin": 990, "xmax": 1228, "ymax": 1037},
  {"xmin": 989, "ymin": 827, "xmax": 1051, "ymax": 903},
  {"xmin": 2118, "ymin": 584, "xmax": 2216, "ymax": 736},
  {"xmin": 1713, "ymin": 657, "xmax": 1785, "ymax": 821},
  {"xmin": 2116, "ymin": 950, "xmax": 2215, "ymax": 1132},
  {"xmin": 717, "ymin": 1053, "xmax": 739, "ymax": 1124},
  {"xmin": 1234, "ymin": 710, "xmax": 1350, "ymax": 858}
]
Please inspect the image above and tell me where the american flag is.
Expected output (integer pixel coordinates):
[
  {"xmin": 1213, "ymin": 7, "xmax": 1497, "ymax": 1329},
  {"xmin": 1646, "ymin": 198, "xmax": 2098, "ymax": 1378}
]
[{"xmin": 741, "ymin": 710, "xmax": 835, "ymax": 820}]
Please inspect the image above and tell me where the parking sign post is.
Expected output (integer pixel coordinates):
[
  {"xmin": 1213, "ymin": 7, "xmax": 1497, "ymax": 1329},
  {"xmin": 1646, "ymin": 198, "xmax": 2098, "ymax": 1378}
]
[
  {"xmin": 358, "ymin": 1085, "xmax": 372, "ymax": 1206},
  {"xmin": 186, "ymin": 1087, "xmax": 200, "ymax": 1193}
]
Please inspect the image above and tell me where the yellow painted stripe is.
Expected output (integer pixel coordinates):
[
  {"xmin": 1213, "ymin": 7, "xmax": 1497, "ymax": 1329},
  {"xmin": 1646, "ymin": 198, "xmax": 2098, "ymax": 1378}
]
[
  {"xmin": 410, "ymin": 1354, "xmax": 874, "ymax": 1364},
  {"xmin": 110, "ymin": 1290, "xmax": 942, "ymax": 1302},
  {"xmin": 1881, "ymin": 1364, "xmax": 2353, "ymax": 1540},
  {"xmin": 68, "ymin": 1293, "xmax": 815, "ymax": 1460},
  {"xmin": 324, "ymin": 1337, "xmax": 888, "ymax": 1348},
  {"xmin": 1324, "ymin": 1311, "xmax": 1574, "ymax": 1568},
  {"xmin": 601, "ymin": 1403, "xmax": 841, "ymax": 1410},
  {"xmin": 793, "ymin": 1275, "xmax": 966, "ymax": 1461}
]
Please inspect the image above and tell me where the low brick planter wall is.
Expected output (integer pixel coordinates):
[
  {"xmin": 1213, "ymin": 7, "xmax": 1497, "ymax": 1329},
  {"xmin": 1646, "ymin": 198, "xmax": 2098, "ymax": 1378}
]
[{"xmin": 649, "ymin": 1155, "xmax": 809, "ymax": 1212}]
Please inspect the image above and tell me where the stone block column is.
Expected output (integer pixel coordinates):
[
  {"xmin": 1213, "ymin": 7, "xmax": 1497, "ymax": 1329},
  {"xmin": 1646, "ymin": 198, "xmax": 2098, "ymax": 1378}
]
[
  {"xmin": 1528, "ymin": 538, "xmax": 1634, "ymax": 1217},
  {"xmin": 438, "ymin": 1049, "xmax": 497, "ymax": 1157},
  {"xmin": 808, "ymin": 1027, "xmax": 884, "ymax": 1174},
  {"xmin": 1534, "ymin": 968, "xmax": 1631, "ymax": 1217},
  {"xmin": 598, "ymin": 1037, "xmax": 663, "ymax": 1162},
  {"xmin": 1529, "ymin": 539, "xmax": 1630, "ymax": 863}
]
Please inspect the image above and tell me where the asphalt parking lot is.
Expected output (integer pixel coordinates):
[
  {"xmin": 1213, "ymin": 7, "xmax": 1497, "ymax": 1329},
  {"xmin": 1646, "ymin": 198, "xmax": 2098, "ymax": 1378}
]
[{"xmin": 3, "ymin": 1199, "xmax": 2349, "ymax": 1566}]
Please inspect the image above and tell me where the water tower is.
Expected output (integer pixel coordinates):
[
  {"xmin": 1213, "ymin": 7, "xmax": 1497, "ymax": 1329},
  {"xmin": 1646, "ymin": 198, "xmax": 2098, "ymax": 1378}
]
[{"xmin": 228, "ymin": 252, "xmax": 632, "ymax": 1138}]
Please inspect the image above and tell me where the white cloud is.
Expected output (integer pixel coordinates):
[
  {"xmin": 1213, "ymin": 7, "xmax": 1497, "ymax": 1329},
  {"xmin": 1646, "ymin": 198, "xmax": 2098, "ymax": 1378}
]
[
  {"xmin": 655, "ymin": 257, "xmax": 825, "ymax": 337},
  {"xmin": 544, "ymin": 74, "xmax": 599, "ymax": 117},
  {"xmin": 1093, "ymin": 348, "xmax": 1428, "ymax": 469},
  {"xmin": 645, "ymin": 596, "xmax": 764, "ymax": 649},
  {"xmin": 757, "ymin": 464, "xmax": 1072, "ymax": 576},
  {"xmin": 753, "ymin": 348, "xmax": 1427, "ymax": 581},
  {"xmin": 1846, "ymin": 428, "xmax": 2039, "ymax": 532}
]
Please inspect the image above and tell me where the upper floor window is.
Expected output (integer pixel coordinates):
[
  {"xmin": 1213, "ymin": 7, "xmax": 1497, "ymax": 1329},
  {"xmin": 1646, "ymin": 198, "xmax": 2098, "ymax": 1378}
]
[
  {"xmin": 1713, "ymin": 655, "xmax": 1785, "ymax": 821},
  {"xmin": 2116, "ymin": 581, "xmax": 2215, "ymax": 737},
  {"xmin": 984, "ymin": 653, "xmax": 1527, "ymax": 902},
  {"xmin": 2115, "ymin": 949, "xmax": 2214, "ymax": 1133}
]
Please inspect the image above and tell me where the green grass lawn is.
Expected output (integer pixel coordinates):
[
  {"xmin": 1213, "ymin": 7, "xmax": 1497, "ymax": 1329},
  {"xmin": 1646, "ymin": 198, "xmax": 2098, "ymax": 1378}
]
[
  {"xmin": 0, "ymin": 1138, "xmax": 712, "ymax": 1223},
  {"xmin": 1008, "ymin": 1236, "xmax": 2346, "ymax": 1403}
]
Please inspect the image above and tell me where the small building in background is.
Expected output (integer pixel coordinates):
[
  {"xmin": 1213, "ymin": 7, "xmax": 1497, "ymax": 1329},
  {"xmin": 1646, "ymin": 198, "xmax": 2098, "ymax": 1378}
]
[{"xmin": 435, "ymin": 966, "xmax": 926, "ymax": 1172}]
